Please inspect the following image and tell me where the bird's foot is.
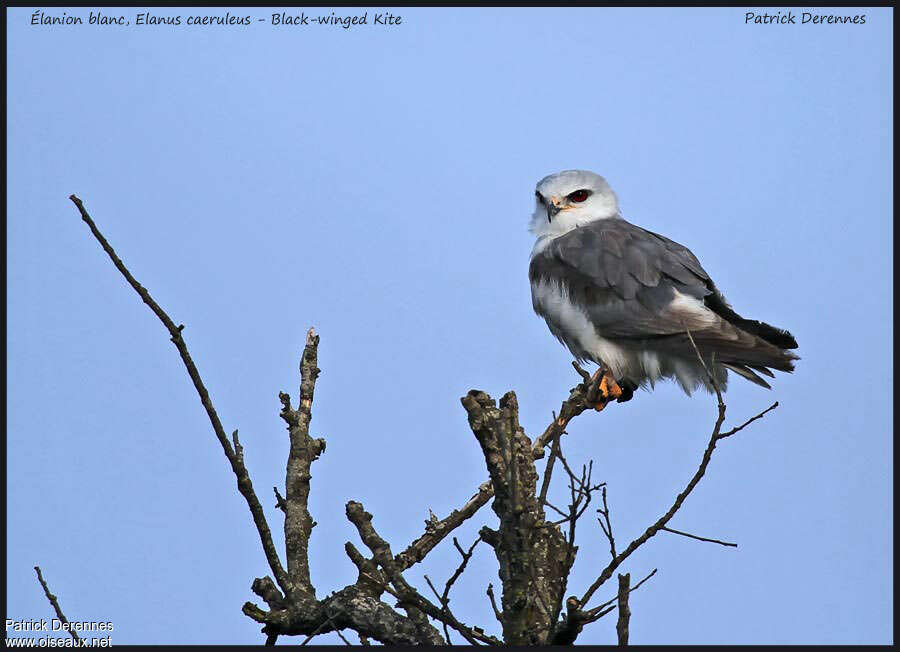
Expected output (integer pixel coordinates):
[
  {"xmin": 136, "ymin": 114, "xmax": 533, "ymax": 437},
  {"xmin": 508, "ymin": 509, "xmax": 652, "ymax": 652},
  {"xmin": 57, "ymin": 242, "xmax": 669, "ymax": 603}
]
[
  {"xmin": 590, "ymin": 368, "xmax": 623, "ymax": 411},
  {"xmin": 616, "ymin": 379, "xmax": 638, "ymax": 403}
]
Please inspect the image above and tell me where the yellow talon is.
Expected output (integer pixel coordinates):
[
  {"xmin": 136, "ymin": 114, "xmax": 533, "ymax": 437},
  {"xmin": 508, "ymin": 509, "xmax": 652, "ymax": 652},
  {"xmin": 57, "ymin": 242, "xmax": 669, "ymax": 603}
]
[
  {"xmin": 593, "ymin": 370, "xmax": 622, "ymax": 411},
  {"xmin": 599, "ymin": 373, "xmax": 623, "ymax": 400}
]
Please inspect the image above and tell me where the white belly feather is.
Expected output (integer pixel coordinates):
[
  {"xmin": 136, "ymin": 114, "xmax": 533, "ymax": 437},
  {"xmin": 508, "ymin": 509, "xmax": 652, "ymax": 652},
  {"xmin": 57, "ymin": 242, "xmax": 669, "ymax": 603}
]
[
  {"xmin": 531, "ymin": 279, "xmax": 639, "ymax": 379},
  {"xmin": 530, "ymin": 279, "xmax": 720, "ymax": 393}
]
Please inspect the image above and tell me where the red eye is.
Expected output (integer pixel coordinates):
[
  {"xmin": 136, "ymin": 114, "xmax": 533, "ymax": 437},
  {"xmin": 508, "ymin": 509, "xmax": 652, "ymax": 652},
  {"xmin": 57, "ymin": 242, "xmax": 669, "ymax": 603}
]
[{"xmin": 568, "ymin": 189, "xmax": 590, "ymax": 203}]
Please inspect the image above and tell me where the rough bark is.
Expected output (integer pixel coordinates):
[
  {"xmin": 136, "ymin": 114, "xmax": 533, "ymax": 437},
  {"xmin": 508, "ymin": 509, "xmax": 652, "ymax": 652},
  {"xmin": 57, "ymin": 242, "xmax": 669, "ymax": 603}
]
[
  {"xmin": 461, "ymin": 390, "xmax": 569, "ymax": 644},
  {"xmin": 280, "ymin": 329, "xmax": 325, "ymax": 597}
]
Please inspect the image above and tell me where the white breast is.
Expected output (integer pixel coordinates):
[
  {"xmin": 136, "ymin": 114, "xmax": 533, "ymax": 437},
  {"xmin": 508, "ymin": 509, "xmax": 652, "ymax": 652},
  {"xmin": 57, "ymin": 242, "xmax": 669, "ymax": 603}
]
[{"xmin": 530, "ymin": 279, "xmax": 630, "ymax": 378}]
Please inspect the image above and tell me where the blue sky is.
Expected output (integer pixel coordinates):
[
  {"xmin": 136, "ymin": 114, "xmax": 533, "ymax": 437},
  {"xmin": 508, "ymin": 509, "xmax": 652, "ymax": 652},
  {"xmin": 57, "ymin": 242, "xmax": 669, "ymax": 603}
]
[{"xmin": 7, "ymin": 6, "xmax": 892, "ymax": 645}]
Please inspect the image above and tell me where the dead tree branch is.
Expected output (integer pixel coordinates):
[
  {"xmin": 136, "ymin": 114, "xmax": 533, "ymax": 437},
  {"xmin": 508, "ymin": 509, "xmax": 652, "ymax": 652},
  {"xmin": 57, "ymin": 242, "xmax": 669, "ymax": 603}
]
[
  {"xmin": 616, "ymin": 573, "xmax": 631, "ymax": 645},
  {"xmin": 461, "ymin": 390, "xmax": 571, "ymax": 644},
  {"xmin": 576, "ymin": 333, "xmax": 779, "ymax": 610},
  {"xmin": 394, "ymin": 481, "xmax": 493, "ymax": 571},
  {"xmin": 67, "ymin": 197, "xmax": 469, "ymax": 645},
  {"xmin": 532, "ymin": 362, "xmax": 607, "ymax": 455},
  {"xmin": 34, "ymin": 567, "xmax": 81, "ymax": 642},
  {"xmin": 65, "ymin": 196, "xmax": 784, "ymax": 645},
  {"xmin": 661, "ymin": 526, "xmax": 737, "ymax": 548},
  {"xmin": 598, "ymin": 486, "xmax": 618, "ymax": 559},
  {"xmin": 346, "ymin": 501, "xmax": 503, "ymax": 645},
  {"xmin": 278, "ymin": 330, "xmax": 326, "ymax": 597},
  {"xmin": 552, "ymin": 568, "xmax": 657, "ymax": 644},
  {"xmin": 67, "ymin": 195, "xmax": 291, "ymax": 595}
]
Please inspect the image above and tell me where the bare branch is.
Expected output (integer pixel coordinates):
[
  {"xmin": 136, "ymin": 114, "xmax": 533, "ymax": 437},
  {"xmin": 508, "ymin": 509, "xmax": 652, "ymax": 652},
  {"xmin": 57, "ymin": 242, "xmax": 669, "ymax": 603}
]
[
  {"xmin": 661, "ymin": 526, "xmax": 737, "ymax": 548},
  {"xmin": 554, "ymin": 568, "xmax": 657, "ymax": 644},
  {"xmin": 578, "ymin": 420, "xmax": 720, "ymax": 606},
  {"xmin": 422, "ymin": 575, "xmax": 452, "ymax": 644},
  {"xmin": 66, "ymin": 198, "xmax": 768, "ymax": 645},
  {"xmin": 394, "ymin": 481, "xmax": 493, "ymax": 571},
  {"xmin": 67, "ymin": 195, "xmax": 291, "ymax": 596},
  {"xmin": 571, "ymin": 360, "xmax": 592, "ymax": 383},
  {"xmin": 585, "ymin": 568, "xmax": 658, "ymax": 621},
  {"xmin": 598, "ymin": 486, "xmax": 617, "ymax": 559},
  {"xmin": 718, "ymin": 402, "xmax": 779, "ymax": 439},
  {"xmin": 442, "ymin": 536, "xmax": 481, "ymax": 610},
  {"xmin": 548, "ymin": 446, "xmax": 594, "ymax": 638},
  {"xmin": 577, "ymin": 333, "xmax": 778, "ymax": 608},
  {"xmin": 245, "ymin": 585, "xmax": 439, "ymax": 646},
  {"xmin": 280, "ymin": 329, "xmax": 327, "ymax": 596},
  {"xmin": 532, "ymin": 364, "xmax": 605, "ymax": 454},
  {"xmin": 537, "ymin": 414, "xmax": 562, "ymax": 513},
  {"xmin": 273, "ymin": 487, "xmax": 286, "ymax": 513},
  {"xmin": 251, "ymin": 576, "xmax": 287, "ymax": 610},
  {"xmin": 544, "ymin": 500, "xmax": 569, "ymax": 520},
  {"xmin": 486, "ymin": 584, "xmax": 503, "ymax": 623},
  {"xmin": 346, "ymin": 500, "xmax": 496, "ymax": 645},
  {"xmin": 616, "ymin": 573, "xmax": 630, "ymax": 646},
  {"xmin": 34, "ymin": 567, "xmax": 80, "ymax": 642}
]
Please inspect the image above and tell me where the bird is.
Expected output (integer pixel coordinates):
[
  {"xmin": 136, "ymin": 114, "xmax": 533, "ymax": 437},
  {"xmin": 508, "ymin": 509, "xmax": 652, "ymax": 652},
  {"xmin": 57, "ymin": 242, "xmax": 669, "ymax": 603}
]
[{"xmin": 528, "ymin": 169, "xmax": 798, "ymax": 407}]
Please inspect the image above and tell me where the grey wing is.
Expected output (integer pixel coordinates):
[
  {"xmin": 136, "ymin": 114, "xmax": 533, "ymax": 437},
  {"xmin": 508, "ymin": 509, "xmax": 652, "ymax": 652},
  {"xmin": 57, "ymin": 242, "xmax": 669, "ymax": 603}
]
[
  {"xmin": 537, "ymin": 218, "xmax": 715, "ymax": 338},
  {"xmin": 530, "ymin": 218, "xmax": 798, "ymax": 380}
]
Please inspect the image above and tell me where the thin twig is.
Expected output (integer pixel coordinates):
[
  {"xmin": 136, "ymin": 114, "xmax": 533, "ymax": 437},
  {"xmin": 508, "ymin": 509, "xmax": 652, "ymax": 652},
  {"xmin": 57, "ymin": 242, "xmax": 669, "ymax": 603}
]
[
  {"xmin": 67, "ymin": 195, "xmax": 291, "ymax": 596},
  {"xmin": 598, "ymin": 486, "xmax": 617, "ymax": 559},
  {"xmin": 578, "ymin": 422, "xmax": 722, "ymax": 606},
  {"xmin": 486, "ymin": 584, "xmax": 502, "ymax": 623},
  {"xmin": 34, "ymin": 567, "xmax": 81, "ymax": 642},
  {"xmin": 661, "ymin": 526, "xmax": 737, "ymax": 547},
  {"xmin": 538, "ymin": 412, "xmax": 562, "ymax": 508},
  {"xmin": 684, "ymin": 328, "xmax": 725, "ymax": 409},
  {"xmin": 544, "ymin": 500, "xmax": 569, "ymax": 519},
  {"xmin": 423, "ymin": 574, "xmax": 443, "ymax": 603},
  {"xmin": 584, "ymin": 568, "xmax": 658, "ymax": 624},
  {"xmin": 718, "ymin": 402, "xmax": 779, "ymax": 439},
  {"xmin": 273, "ymin": 486, "xmax": 286, "ymax": 513},
  {"xmin": 442, "ymin": 536, "xmax": 481, "ymax": 608},
  {"xmin": 299, "ymin": 609, "xmax": 342, "ymax": 645},
  {"xmin": 577, "ymin": 331, "xmax": 777, "ymax": 608},
  {"xmin": 549, "ymin": 442, "xmax": 600, "ymax": 639},
  {"xmin": 422, "ymin": 575, "xmax": 451, "ymax": 644}
]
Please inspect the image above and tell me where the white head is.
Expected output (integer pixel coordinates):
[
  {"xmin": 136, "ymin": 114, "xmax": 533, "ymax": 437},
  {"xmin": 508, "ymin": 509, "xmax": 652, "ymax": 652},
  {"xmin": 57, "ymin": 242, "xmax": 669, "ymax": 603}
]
[{"xmin": 529, "ymin": 170, "xmax": 620, "ymax": 241}]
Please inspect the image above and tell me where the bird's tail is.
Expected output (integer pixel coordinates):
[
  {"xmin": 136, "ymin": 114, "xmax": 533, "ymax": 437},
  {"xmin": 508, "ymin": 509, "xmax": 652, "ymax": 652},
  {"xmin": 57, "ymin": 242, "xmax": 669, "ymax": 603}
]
[{"xmin": 723, "ymin": 362, "xmax": 776, "ymax": 389}]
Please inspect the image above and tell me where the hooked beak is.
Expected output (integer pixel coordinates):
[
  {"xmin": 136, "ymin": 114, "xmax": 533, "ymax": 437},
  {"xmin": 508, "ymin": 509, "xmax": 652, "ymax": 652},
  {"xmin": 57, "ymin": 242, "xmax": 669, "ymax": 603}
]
[
  {"xmin": 539, "ymin": 194, "xmax": 562, "ymax": 222},
  {"xmin": 546, "ymin": 196, "xmax": 562, "ymax": 221}
]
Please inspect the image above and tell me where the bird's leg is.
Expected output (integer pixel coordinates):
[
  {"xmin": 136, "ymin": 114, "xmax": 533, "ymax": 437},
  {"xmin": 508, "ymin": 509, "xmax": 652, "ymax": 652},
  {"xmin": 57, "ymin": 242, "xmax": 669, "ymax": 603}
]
[{"xmin": 588, "ymin": 367, "xmax": 623, "ymax": 411}]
